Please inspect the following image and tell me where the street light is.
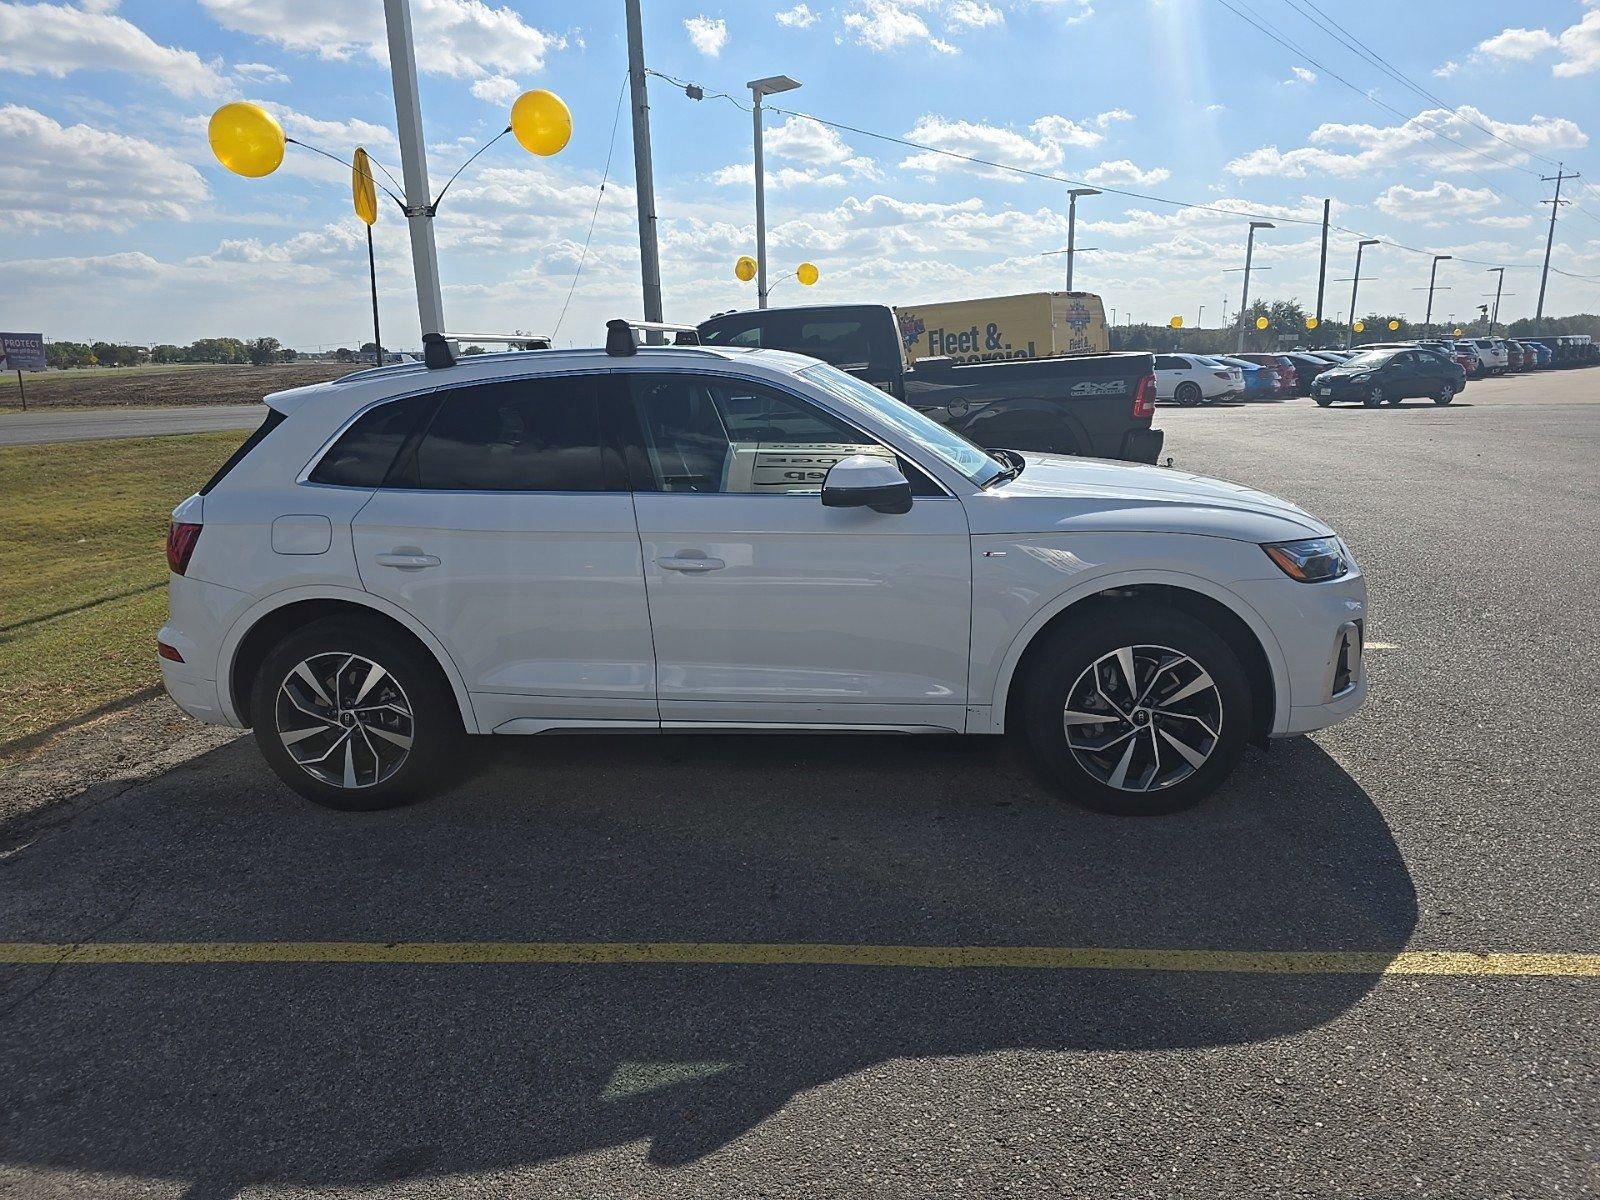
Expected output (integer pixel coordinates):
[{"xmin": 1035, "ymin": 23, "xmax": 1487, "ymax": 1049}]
[
  {"xmin": 1485, "ymin": 267, "xmax": 1506, "ymax": 332},
  {"xmin": 748, "ymin": 74, "xmax": 802, "ymax": 309},
  {"xmin": 1236, "ymin": 221, "xmax": 1274, "ymax": 352},
  {"xmin": 1347, "ymin": 239, "xmax": 1379, "ymax": 348},
  {"xmin": 1424, "ymin": 254, "xmax": 1452, "ymax": 336},
  {"xmin": 1066, "ymin": 187, "xmax": 1100, "ymax": 291}
]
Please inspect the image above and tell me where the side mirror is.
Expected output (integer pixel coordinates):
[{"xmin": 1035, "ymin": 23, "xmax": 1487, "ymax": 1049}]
[{"xmin": 821, "ymin": 454, "xmax": 913, "ymax": 515}]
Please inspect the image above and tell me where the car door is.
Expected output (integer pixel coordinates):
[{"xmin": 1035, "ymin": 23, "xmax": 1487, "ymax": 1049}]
[
  {"xmin": 619, "ymin": 370, "xmax": 973, "ymax": 731},
  {"xmin": 1152, "ymin": 355, "xmax": 1183, "ymax": 399},
  {"xmin": 350, "ymin": 373, "xmax": 657, "ymax": 733}
]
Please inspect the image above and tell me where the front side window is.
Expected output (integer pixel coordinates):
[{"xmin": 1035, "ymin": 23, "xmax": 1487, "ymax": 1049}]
[
  {"xmin": 626, "ymin": 373, "xmax": 901, "ymax": 495},
  {"xmin": 402, "ymin": 376, "xmax": 612, "ymax": 491}
]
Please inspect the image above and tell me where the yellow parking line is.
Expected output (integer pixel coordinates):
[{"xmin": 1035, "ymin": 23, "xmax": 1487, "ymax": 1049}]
[{"xmin": 0, "ymin": 942, "xmax": 1594, "ymax": 976}]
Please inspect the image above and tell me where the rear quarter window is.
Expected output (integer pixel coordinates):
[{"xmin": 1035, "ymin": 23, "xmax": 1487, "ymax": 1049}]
[{"xmin": 308, "ymin": 393, "xmax": 433, "ymax": 488}]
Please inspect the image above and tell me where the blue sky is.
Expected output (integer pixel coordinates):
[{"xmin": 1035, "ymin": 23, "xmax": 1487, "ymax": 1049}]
[{"xmin": 3, "ymin": 0, "xmax": 1598, "ymax": 349}]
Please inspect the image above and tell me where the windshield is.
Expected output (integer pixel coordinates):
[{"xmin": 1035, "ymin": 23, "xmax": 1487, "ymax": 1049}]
[
  {"xmin": 797, "ymin": 362, "xmax": 1005, "ymax": 486},
  {"xmin": 1343, "ymin": 350, "xmax": 1394, "ymax": 368}
]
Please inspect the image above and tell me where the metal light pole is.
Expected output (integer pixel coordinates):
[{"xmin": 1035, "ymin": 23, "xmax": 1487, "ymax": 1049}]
[
  {"xmin": 1347, "ymin": 239, "xmax": 1378, "ymax": 349},
  {"xmin": 748, "ymin": 74, "xmax": 801, "ymax": 309},
  {"xmin": 624, "ymin": 0, "xmax": 664, "ymax": 338},
  {"xmin": 1065, "ymin": 187, "xmax": 1100, "ymax": 291},
  {"xmin": 1424, "ymin": 254, "xmax": 1452, "ymax": 336},
  {"xmin": 1236, "ymin": 221, "xmax": 1273, "ymax": 352},
  {"xmin": 1486, "ymin": 267, "xmax": 1506, "ymax": 332},
  {"xmin": 382, "ymin": 0, "xmax": 445, "ymax": 340},
  {"xmin": 1197, "ymin": 304, "xmax": 1205, "ymax": 328}
]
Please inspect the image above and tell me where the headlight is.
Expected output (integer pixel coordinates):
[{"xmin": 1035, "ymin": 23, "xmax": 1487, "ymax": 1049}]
[{"xmin": 1262, "ymin": 536, "xmax": 1348, "ymax": 583}]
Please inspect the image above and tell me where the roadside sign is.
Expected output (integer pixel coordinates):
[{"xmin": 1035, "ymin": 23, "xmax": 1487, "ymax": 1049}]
[{"xmin": 0, "ymin": 332, "xmax": 45, "ymax": 371}]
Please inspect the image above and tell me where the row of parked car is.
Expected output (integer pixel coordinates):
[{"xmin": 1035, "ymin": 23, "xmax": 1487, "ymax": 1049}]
[{"xmin": 1153, "ymin": 333, "xmax": 1597, "ymax": 407}]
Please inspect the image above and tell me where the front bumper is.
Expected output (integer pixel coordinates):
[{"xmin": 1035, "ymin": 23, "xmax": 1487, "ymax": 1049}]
[
  {"xmin": 1231, "ymin": 569, "xmax": 1368, "ymax": 737},
  {"xmin": 1312, "ymin": 379, "xmax": 1371, "ymax": 400}
]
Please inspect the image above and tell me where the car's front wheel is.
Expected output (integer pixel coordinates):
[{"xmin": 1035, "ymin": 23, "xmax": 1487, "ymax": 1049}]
[
  {"xmin": 1022, "ymin": 604, "xmax": 1252, "ymax": 815},
  {"xmin": 1314, "ymin": 394, "xmax": 1334, "ymax": 407},
  {"xmin": 1363, "ymin": 385, "xmax": 1384, "ymax": 408},
  {"xmin": 1432, "ymin": 382, "xmax": 1455, "ymax": 406},
  {"xmin": 251, "ymin": 617, "xmax": 462, "ymax": 811}
]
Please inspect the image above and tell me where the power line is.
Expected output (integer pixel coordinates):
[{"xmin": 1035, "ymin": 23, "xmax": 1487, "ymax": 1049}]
[{"xmin": 552, "ymin": 72, "xmax": 630, "ymax": 340}]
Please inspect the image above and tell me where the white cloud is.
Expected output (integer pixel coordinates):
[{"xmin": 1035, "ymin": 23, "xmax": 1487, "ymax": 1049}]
[
  {"xmin": 707, "ymin": 162, "xmax": 847, "ymax": 189},
  {"xmin": 684, "ymin": 14, "xmax": 728, "ymax": 57},
  {"xmin": 1476, "ymin": 26, "xmax": 1559, "ymax": 61},
  {"xmin": 234, "ymin": 61, "xmax": 290, "ymax": 84},
  {"xmin": 842, "ymin": 1, "xmax": 944, "ymax": 52},
  {"xmin": 0, "ymin": 104, "xmax": 209, "ymax": 233},
  {"xmin": 898, "ymin": 110, "xmax": 1132, "ymax": 179},
  {"xmin": 469, "ymin": 74, "xmax": 520, "ymax": 107},
  {"xmin": 1433, "ymin": 59, "xmax": 1459, "ymax": 78},
  {"xmin": 775, "ymin": 3, "xmax": 817, "ymax": 28},
  {"xmin": 764, "ymin": 115, "xmax": 880, "ymax": 177},
  {"xmin": 1473, "ymin": 9, "xmax": 1600, "ymax": 77},
  {"xmin": 0, "ymin": 0, "xmax": 227, "ymax": 96},
  {"xmin": 257, "ymin": 102, "xmax": 394, "ymax": 148},
  {"xmin": 948, "ymin": 1, "xmax": 1003, "ymax": 28},
  {"xmin": 1374, "ymin": 180, "xmax": 1499, "ymax": 222},
  {"xmin": 1081, "ymin": 159, "xmax": 1171, "ymax": 187},
  {"xmin": 1283, "ymin": 65, "xmax": 1317, "ymax": 85},
  {"xmin": 1227, "ymin": 105, "xmax": 1587, "ymax": 178},
  {"xmin": 197, "ymin": 0, "xmax": 564, "ymax": 79}
]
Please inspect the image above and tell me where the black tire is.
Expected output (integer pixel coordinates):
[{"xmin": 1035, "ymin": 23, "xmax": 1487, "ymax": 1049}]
[
  {"xmin": 1432, "ymin": 383, "xmax": 1455, "ymax": 406},
  {"xmin": 1362, "ymin": 385, "xmax": 1384, "ymax": 408},
  {"xmin": 251, "ymin": 616, "xmax": 462, "ymax": 811},
  {"xmin": 1175, "ymin": 382, "xmax": 1203, "ymax": 407},
  {"xmin": 1384, "ymin": 391, "xmax": 1402, "ymax": 406},
  {"xmin": 1313, "ymin": 395, "xmax": 1334, "ymax": 407},
  {"xmin": 1021, "ymin": 603, "xmax": 1252, "ymax": 816}
]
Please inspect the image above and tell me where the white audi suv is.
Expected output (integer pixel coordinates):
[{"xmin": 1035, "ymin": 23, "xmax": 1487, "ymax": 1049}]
[{"xmin": 159, "ymin": 324, "xmax": 1367, "ymax": 815}]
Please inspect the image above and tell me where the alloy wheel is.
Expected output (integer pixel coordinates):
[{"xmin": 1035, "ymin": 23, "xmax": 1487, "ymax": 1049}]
[
  {"xmin": 275, "ymin": 652, "xmax": 414, "ymax": 789},
  {"xmin": 1061, "ymin": 645, "xmax": 1224, "ymax": 793}
]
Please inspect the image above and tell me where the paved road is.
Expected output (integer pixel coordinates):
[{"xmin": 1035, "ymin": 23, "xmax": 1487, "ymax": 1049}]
[
  {"xmin": 0, "ymin": 369, "xmax": 1596, "ymax": 1198},
  {"xmin": 0, "ymin": 403, "xmax": 263, "ymax": 446}
]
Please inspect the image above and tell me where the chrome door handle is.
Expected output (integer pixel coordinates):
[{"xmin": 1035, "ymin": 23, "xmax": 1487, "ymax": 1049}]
[
  {"xmin": 657, "ymin": 553, "xmax": 725, "ymax": 573},
  {"xmin": 375, "ymin": 552, "xmax": 440, "ymax": 570}
]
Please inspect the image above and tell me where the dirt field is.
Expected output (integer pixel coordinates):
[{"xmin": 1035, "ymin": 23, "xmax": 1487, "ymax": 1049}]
[{"xmin": 6, "ymin": 362, "xmax": 360, "ymax": 410}]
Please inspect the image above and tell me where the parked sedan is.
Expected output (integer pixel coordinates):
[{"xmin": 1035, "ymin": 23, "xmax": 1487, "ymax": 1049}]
[
  {"xmin": 1235, "ymin": 352, "xmax": 1299, "ymax": 397},
  {"xmin": 1514, "ymin": 339, "xmax": 1553, "ymax": 368},
  {"xmin": 1280, "ymin": 352, "xmax": 1335, "ymax": 395},
  {"xmin": 1311, "ymin": 348, "xmax": 1466, "ymax": 407},
  {"xmin": 1505, "ymin": 341, "xmax": 1527, "ymax": 372},
  {"xmin": 1213, "ymin": 355, "xmax": 1276, "ymax": 400},
  {"xmin": 1152, "ymin": 353, "xmax": 1243, "ymax": 406}
]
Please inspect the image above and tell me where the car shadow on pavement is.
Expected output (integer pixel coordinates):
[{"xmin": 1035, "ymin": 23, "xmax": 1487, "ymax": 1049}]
[{"xmin": 0, "ymin": 731, "xmax": 1415, "ymax": 1195}]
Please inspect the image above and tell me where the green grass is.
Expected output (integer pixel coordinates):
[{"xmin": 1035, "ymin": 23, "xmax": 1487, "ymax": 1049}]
[{"xmin": 0, "ymin": 431, "xmax": 247, "ymax": 757}]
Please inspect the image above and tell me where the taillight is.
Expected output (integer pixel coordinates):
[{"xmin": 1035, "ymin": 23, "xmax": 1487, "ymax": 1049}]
[
  {"xmin": 1214, "ymin": 371, "xmax": 1233, "ymax": 380},
  {"xmin": 1131, "ymin": 373, "xmax": 1156, "ymax": 420},
  {"xmin": 167, "ymin": 521, "xmax": 201, "ymax": 575}
]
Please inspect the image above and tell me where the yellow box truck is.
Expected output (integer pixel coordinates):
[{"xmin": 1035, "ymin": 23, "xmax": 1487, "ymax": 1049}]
[{"xmin": 896, "ymin": 292, "xmax": 1110, "ymax": 364}]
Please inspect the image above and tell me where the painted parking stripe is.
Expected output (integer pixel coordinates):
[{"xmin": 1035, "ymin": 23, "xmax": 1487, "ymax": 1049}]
[{"xmin": 0, "ymin": 942, "xmax": 1594, "ymax": 976}]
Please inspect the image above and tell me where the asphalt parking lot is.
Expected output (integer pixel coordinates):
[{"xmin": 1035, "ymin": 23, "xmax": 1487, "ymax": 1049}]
[{"xmin": 1, "ymin": 369, "xmax": 1597, "ymax": 1198}]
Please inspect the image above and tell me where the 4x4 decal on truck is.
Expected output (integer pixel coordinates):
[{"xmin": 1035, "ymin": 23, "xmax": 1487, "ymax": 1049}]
[{"xmin": 1070, "ymin": 379, "xmax": 1128, "ymax": 396}]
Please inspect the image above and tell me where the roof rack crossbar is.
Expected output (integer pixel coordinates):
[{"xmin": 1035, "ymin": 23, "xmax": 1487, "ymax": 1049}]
[
  {"xmin": 442, "ymin": 332, "xmax": 553, "ymax": 345},
  {"xmin": 423, "ymin": 331, "xmax": 552, "ymax": 370},
  {"xmin": 605, "ymin": 318, "xmax": 701, "ymax": 356}
]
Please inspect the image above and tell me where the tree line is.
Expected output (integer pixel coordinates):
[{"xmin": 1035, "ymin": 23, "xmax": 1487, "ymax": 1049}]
[{"xmin": 44, "ymin": 337, "xmax": 300, "ymax": 369}]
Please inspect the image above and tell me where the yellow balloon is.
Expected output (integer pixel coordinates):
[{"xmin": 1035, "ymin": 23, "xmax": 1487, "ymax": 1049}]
[
  {"xmin": 796, "ymin": 261, "xmax": 819, "ymax": 287},
  {"xmin": 1168, "ymin": 315, "xmax": 1183, "ymax": 329},
  {"xmin": 1452, "ymin": 327, "xmax": 1463, "ymax": 336},
  {"xmin": 352, "ymin": 147, "xmax": 378, "ymax": 226},
  {"xmin": 1255, "ymin": 316, "xmax": 1269, "ymax": 330},
  {"xmin": 510, "ymin": 90, "xmax": 572, "ymax": 157},
  {"xmin": 734, "ymin": 255, "xmax": 757, "ymax": 282},
  {"xmin": 1388, "ymin": 319, "xmax": 1400, "ymax": 330},
  {"xmin": 208, "ymin": 102, "xmax": 285, "ymax": 178},
  {"xmin": 1305, "ymin": 316, "xmax": 1319, "ymax": 330},
  {"xmin": 1353, "ymin": 320, "xmax": 1366, "ymax": 332}
]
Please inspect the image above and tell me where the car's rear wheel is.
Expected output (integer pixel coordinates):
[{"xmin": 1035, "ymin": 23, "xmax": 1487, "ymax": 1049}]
[
  {"xmin": 1433, "ymin": 382, "xmax": 1455, "ymax": 406},
  {"xmin": 1363, "ymin": 385, "xmax": 1384, "ymax": 408},
  {"xmin": 1314, "ymin": 394, "xmax": 1334, "ymax": 407},
  {"xmin": 1022, "ymin": 604, "xmax": 1251, "ymax": 815},
  {"xmin": 1174, "ymin": 382, "xmax": 1203, "ymax": 407},
  {"xmin": 251, "ymin": 617, "xmax": 461, "ymax": 811}
]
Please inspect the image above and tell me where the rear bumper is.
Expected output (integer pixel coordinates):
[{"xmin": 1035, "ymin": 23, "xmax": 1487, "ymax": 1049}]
[{"xmin": 1121, "ymin": 426, "xmax": 1164, "ymax": 464}]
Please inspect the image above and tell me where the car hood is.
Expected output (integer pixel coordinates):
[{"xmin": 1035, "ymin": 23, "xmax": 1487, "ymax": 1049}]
[{"xmin": 964, "ymin": 454, "xmax": 1333, "ymax": 542}]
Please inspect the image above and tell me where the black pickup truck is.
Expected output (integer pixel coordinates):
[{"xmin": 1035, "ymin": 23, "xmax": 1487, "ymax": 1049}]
[{"xmin": 697, "ymin": 303, "xmax": 1163, "ymax": 464}]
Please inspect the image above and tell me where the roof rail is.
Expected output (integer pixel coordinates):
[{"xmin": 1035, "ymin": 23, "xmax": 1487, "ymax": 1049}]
[
  {"xmin": 422, "ymin": 331, "xmax": 553, "ymax": 370},
  {"xmin": 605, "ymin": 319, "xmax": 701, "ymax": 357}
]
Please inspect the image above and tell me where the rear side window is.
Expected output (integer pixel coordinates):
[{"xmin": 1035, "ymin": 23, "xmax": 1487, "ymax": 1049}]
[
  {"xmin": 1153, "ymin": 355, "xmax": 1183, "ymax": 370},
  {"xmin": 309, "ymin": 393, "xmax": 432, "ymax": 488},
  {"xmin": 407, "ymin": 376, "xmax": 613, "ymax": 492},
  {"xmin": 199, "ymin": 408, "xmax": 286, "ymax": 495}
]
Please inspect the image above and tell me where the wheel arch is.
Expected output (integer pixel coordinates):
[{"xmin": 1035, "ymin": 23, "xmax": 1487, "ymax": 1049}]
[
  {"xmin": 218, "ymin": 586, "xmax": 480, "ymax": 733},
  {"xmin": 991, "ymin": 573, "xmax": 1286, "ymax": 743},
  {"xmin": 954, "ymin": 398, "xmax": 1092, "ymax": 456}
]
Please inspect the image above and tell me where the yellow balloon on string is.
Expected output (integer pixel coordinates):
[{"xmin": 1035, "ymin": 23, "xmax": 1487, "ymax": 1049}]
[
  {"xmin": 1169, "ymin": 315, "xmax": 1183, "ymax": 329},
  {"xmin": 1389, "ymin": 319, "xmax": 1401, "ymax": 330},
  {"xmin": 208, "ymin": 102, "xmax": 285, "ymax": 178},
  {"xmin": 1255, "ymin": 316, "xmax": 1269, "ymax": 330},
  {"xmin": 1353, "ymin": 320, "xmax": 1366, "ymax": 332},
  {"xmin": 510, "ymin": 90, "xmax": 572, "ymax": 157},
  {"xmin": 734, "ymin": 255, "xmax": 757, "ymax": 282},
  {"xmin": 796, "ymin": 262, "xmax": 820, "ymax": 286},
  {"xmin": 352, "ymin": 147, "xmax": 378, "ymax": 226},
  {"xmin": 1305, "ymin": 316, "xmax": 1319, "ymax": 330}
]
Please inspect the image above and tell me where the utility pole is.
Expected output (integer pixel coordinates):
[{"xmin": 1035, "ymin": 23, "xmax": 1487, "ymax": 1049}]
[
  {"xmin": 1486, "ymin": 267, "xmax": 1506, "ymax": 332},
  {"xmin": 382, "ymin": 0, "xmax": 445, "ymax": 341},
  {"xmin": 1344, "ymin": 239, "xmax": 1378, "ymax": 349},
  {"xmin": 624, "ymin": 0, "xmax": 664, "ymax": 339},
  {"xmin": 749, "ymin": 75, "xmax": 802, "ymax": 309},
  {"xmin": 1422, "ymin": 255, "xmax": 1452, "ymax": 335},
  {"xmin": 1197, "ymin": 304, "xmax": 1205, "ymax": 328},
  {"xmin": 1066, "ymin": 187, "xmax": 1100, "ymax": 291},
  {"xmin": 1235, "ymin": 221, "xmax": 1273, "ymax": 352},
  {"xmin": 1536, "ymin": 164, "xmax": 1576, "ymax": 326},
  {"xmin": 1313, "ymin": 198, "xmax": 1330, "ymax": 339}
]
